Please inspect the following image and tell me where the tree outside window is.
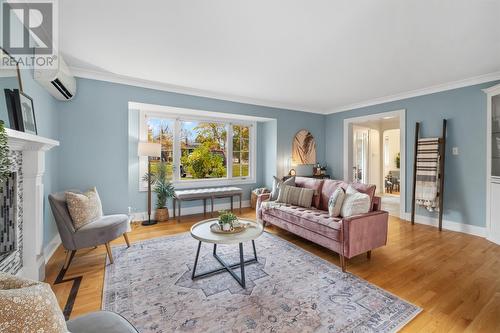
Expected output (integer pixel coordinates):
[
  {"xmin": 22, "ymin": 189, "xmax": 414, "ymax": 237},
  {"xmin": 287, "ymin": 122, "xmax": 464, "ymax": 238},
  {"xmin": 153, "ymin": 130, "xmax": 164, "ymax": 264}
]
[
  {"xmin": 180, "ymin": 121, "xmax": 227, "ymax": 180},
  {"xmin": 233, "ymin": 125, "xmax": 250, "ymax": 177},
  {"xmin": 147, "ymin": 118, "xmax": 174, "ymax": 179}
]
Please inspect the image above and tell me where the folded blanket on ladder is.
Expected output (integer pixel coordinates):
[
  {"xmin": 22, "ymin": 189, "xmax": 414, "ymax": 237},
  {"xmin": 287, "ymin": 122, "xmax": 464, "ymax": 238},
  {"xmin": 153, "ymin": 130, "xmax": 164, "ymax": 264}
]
[{"xmin": 415, "ymin": 137, "xmax": 440, "ymax": 212}]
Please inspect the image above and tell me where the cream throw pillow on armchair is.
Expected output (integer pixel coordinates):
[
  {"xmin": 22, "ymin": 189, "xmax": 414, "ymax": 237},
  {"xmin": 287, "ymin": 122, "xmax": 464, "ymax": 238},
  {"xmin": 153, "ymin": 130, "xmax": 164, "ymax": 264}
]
[
  {"xmin": 65, "ymin": 187, "xmax": 103, "ymax": 230},
  {"xmin": 340, "ymin": 185, "xmax": 371, "ymax": 217},
  {"xmin": 0, "ymin": 273, "xmax": 68, "ymax": 333}
]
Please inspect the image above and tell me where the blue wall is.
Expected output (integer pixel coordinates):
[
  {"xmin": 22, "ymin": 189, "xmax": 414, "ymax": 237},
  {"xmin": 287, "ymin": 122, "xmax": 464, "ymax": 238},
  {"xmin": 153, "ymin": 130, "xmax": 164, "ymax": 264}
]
[
  {"xmin": 325, "ymin": 81, "xmax": 499, "ymax": 227},
  {"xmin": 57, "ymin": 78, "xmax": 326, "ymax": 215},
  {"xmin": 4, "ymin": 69, "xmax": 495, "ymax": 247}
]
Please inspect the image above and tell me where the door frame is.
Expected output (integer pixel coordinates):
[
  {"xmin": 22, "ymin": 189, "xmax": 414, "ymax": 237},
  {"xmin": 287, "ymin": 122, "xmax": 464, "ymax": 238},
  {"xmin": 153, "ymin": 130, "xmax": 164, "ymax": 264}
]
[
  {"xmin": 343, "ymin": 109, "xmax": 406, "ymax": 218},
  {"xmin": 483, "ymin": 83, "xmax": 500, "ymax": 244}
]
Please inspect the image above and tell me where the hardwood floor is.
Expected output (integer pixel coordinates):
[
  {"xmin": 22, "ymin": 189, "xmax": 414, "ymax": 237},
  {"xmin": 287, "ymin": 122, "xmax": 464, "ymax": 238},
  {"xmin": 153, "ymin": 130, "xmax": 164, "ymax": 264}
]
[{"xmin": 45, "ymin": 208, "xmax": 500, "ymax": 332}]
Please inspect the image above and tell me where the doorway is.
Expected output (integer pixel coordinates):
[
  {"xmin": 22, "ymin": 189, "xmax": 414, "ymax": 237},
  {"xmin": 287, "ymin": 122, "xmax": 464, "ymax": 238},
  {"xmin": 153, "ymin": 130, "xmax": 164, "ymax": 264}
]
[{"xmin": 344, "ymin": 110, "xmax": 405, "ymax": 218}]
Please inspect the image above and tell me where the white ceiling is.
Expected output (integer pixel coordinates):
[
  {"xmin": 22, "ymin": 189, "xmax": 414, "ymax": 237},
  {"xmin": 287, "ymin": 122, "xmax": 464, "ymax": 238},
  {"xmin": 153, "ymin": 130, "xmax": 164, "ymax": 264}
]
[{"xmin": 60, "ymin": 0, "xmax": 500, "ymax": 114}]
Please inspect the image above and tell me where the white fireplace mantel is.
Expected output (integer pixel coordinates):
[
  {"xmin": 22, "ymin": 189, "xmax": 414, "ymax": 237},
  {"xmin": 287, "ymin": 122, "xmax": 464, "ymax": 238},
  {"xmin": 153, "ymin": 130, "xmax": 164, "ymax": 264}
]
[
  {"xmin": 6, "ymin": 128, "xmax": 59, "ymax": 151},
  {"xmin": 6, "ymin": 128, "xmax": 59, "ymax": 281}
]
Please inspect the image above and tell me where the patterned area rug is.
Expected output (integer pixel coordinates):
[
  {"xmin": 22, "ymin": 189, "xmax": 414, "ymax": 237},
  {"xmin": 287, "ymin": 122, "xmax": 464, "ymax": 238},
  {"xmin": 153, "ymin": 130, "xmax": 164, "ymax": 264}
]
[{"xmin": 103, "ymin": 232, "xmax": 421, "ymax": 332}]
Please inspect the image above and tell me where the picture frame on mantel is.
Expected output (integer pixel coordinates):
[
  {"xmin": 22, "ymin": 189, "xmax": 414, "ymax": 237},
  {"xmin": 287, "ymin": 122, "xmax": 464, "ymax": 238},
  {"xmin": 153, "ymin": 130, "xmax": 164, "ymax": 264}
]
[{"xmin": 12, "ymin": 89, "xmax": 37, "ymax": 135}]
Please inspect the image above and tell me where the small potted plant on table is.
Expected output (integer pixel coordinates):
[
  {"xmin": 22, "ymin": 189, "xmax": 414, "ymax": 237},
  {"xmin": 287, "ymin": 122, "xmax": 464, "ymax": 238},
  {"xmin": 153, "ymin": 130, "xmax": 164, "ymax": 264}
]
[
  {"xmin": 218, "ymin": 210, "xmax": 238, "ymax": 231},
  {"xmin": 144, "ymin": 161, "xmax": 175, "ymax": 222}
]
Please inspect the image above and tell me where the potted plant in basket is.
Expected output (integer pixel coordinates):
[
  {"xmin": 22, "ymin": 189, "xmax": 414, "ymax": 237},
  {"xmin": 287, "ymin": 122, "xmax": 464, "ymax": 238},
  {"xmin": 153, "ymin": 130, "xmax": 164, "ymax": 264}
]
[
  {"xmin": 218, "ymin": 210, "xmax": 238, "ymax": 231},
  {"xmin": 143, "ymin": 161, "xmax": 175, "ymax": 222}
]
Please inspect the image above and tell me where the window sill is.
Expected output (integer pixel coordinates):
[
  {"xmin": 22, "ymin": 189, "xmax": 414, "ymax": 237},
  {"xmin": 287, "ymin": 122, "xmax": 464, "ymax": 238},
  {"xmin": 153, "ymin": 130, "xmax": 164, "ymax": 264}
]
[{"xmin": 139, "ymin": 178, "xmax": 257, "ymax": 192}]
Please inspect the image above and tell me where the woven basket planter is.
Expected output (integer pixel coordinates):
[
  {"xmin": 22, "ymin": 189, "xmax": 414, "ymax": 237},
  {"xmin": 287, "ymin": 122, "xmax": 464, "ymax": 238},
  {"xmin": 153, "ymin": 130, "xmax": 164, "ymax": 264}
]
[{"xmin": 156, "ymin": 208, "xmax": 169, "ymax": 222}]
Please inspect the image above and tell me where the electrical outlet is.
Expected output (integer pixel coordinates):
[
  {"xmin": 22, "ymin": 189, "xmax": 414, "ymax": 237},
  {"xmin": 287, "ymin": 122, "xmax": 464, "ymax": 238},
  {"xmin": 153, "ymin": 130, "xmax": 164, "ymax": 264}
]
[{"xmin": 452, "ymin": 147, "xmax": 459, "ymax": 155}]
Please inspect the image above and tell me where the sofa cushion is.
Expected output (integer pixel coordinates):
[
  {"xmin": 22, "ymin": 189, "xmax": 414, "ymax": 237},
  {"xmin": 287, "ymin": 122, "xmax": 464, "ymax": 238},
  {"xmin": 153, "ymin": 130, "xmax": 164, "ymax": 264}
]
[
  {"xmin": 320, "ymin": 179, "xmax": 376, "ymax": 211},
  {"xmin": 276, "ymin": 185, "xmax": 315, "ymax": 208},
  {"xmin": 328, "ymin": 187, "xmax": 345, "ymax": 217},
  {"xmin": 270, "ymin": 176, "xmax": 295, "ymax": 201},
  {"xmin": 340, "ymin": 185, "xmax": 371, "ymax": 217},
  {"xmin": 262, "ymin": 203, "xmax": 341, "ymax": 240},
  {"xmin": 294, "ymin": 177, "xmax": 324, "ymax": 208}
]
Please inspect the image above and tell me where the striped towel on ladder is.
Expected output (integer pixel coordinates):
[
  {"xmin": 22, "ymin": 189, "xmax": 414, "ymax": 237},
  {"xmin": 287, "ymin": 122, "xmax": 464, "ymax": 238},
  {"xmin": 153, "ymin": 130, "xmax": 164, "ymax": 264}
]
[{"xmin": 415, "ymin": 138, "xmax": 441, "ymax": 211}]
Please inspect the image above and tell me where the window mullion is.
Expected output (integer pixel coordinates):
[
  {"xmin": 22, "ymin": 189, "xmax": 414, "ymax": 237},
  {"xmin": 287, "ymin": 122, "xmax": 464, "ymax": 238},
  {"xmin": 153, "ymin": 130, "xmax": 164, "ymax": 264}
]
[
  {"xmin": 227, "ymin": 123, "xmax": 233, "ymax": 179},
  {"xmin": 173, "ymin": 119, "xmax": 180, "ymax": 182}
]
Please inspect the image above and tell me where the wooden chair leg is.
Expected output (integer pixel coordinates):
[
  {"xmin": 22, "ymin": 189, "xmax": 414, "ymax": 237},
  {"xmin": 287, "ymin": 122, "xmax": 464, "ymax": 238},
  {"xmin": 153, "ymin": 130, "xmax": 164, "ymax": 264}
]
[
  {"xmin": 367, "ymin": 250, "xmax": 372, "ymax": 259},
  {"xmin": 63, "ymin": 250, "xmax": 76, "ymax": 270},
  {"xmin": 105, "ymin": 242, "xmax": 114, "ymax": 264},
  {"xmin": 123, "ymin": 233, "xmax": 131, "ymax": 247}
]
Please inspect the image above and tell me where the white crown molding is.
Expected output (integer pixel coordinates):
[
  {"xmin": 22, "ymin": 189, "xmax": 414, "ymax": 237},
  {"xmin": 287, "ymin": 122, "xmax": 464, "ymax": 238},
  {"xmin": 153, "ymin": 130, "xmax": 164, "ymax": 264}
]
[
  {"xmin": 69, "ymin": 66, "xmax": 325, "ymax": 114},
  {"xmin": 69, "ymin": 67, "xmax": 500, "ymax": 116},
  {"xmin": 328, "ymin": 71, "xmax": 500, "ymax": 114}
]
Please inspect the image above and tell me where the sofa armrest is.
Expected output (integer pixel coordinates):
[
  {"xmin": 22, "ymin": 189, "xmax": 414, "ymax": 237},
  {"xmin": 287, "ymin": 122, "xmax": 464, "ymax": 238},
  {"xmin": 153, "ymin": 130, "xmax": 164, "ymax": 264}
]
[
  {"xmin": 372, "ymin": 196, "xmax": 381, "ymax": 211},
  {"xmin": 256, "ymin": 193, "xmax": 271, "ymax": 220},
  {"xmin": 341, "ymin": 210, "xmax": 388, "ymax": 258}
]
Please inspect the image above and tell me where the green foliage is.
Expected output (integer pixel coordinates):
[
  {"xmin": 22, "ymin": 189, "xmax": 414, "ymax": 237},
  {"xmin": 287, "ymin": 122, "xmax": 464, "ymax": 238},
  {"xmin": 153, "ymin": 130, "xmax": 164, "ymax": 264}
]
[
  {"xmin": 0, "ymin": 121, "xmax": 10, "ymax": 183},
  {"xmin": 194, "ymin": 122, "xmax": 227, "ymax": 150},
  {"xmin": 218, "ymin": 210, "xmax": 238, "ymax": 226},
  {"xmin": 181, "ymin": 143, "xmax": 225, "ymax": 179},
  {"xmin": 395, "ymin": 152, "xmax": 400, "ymax": 169},
  {"xmin": 143, "ymin": 161, "xmax": 175, "ymax": 209}
]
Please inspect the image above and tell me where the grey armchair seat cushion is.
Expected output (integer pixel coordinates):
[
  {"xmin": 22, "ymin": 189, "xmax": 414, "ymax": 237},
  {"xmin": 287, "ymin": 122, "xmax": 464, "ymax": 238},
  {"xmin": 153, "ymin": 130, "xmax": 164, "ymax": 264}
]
[
  {"xmin": 66, "ymin": 311, "xmax": 138, "ymax": 333},
  {"xmin": 73, "ymin": 214, "xmax": 129, "ymax": 249},
  {"xmin": 48, "ymin": 192, "xmax": 129, "ymax": 251}
]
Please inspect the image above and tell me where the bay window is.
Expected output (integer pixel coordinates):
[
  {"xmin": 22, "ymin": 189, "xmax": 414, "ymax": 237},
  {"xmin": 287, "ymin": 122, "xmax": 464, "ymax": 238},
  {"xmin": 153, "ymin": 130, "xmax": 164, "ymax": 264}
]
[{"xmin": 139, "ymin": 107, "xmax": 256, "ymax": 189}]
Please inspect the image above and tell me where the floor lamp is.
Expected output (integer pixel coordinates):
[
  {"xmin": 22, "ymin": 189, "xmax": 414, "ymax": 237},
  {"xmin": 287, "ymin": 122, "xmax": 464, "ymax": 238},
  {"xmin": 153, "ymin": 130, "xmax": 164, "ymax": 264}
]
[{"xmin": 138, "ymin": 142, "xmax": 162, "ymax": 226}]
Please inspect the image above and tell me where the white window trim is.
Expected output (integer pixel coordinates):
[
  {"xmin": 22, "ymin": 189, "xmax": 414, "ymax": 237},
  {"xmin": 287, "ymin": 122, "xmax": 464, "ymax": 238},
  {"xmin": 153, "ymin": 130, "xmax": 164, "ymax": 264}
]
[{"xmin": 138, "ymin": 106, "xmax": 257, "ymax": 191}]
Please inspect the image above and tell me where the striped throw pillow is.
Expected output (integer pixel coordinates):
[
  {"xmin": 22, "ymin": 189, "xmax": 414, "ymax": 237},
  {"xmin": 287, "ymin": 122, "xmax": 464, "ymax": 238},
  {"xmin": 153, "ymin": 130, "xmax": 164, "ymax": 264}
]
[
  {"xmin": 276, "ymin": 185, "xmax": 314, "ymax": 208},
  {"xmin": 328, "ymin": 187, "xmax": 345, "ymax": 217}
]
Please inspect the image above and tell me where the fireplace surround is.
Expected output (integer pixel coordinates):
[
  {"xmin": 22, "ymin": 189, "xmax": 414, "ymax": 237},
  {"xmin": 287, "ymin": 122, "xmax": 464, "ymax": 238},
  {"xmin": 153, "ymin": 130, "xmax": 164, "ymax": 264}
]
[{"xmin": 0, "ymin": 129, "xmax": 58, "ymax": 280}]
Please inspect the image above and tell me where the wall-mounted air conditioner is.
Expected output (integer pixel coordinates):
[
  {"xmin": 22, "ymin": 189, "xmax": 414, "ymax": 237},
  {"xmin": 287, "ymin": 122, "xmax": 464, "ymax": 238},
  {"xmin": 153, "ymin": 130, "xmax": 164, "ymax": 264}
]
[{"xmin": 34, "ymin": 56, "xmax": 77, "ymax": 101}]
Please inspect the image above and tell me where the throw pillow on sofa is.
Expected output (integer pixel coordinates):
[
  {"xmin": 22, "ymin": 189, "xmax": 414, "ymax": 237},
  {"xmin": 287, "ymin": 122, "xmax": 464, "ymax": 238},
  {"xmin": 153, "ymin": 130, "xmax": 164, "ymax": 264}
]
[
  {"xmin": 340, "ymin": 185, "xmax": 371, "ymax": 217},
  {"xmin": 270, "ymin": 176, "xmax": 295, "ymax": 201},
  {"xmin": 328, "ymin": 187, "xmax": 345, "ymax": 217},
  {"xmin": 276, "ymin": 184, "xmax": 315, "ymax": 208},
  {"xmin": 65, "ymin": 187, "xmax": 103, "ymax": 230}
]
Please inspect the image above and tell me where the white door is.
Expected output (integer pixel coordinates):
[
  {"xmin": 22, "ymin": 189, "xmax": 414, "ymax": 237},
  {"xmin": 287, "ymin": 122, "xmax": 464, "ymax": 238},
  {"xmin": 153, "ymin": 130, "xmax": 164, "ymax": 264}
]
[
  {"xmin": 353, "ymin": 127, "xmax": 369, "ymax": 183},
  {"xmin": 490, "ymin": 180, "xmax": 500, "ymax": 244}
]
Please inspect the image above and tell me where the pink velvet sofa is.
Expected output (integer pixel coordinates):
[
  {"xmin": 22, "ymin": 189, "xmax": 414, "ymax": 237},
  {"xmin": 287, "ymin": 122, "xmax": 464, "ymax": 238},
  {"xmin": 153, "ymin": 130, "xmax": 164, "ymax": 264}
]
[{"xmin": 256, "ymin": 177, "xmax": 389, "ymax": 272}]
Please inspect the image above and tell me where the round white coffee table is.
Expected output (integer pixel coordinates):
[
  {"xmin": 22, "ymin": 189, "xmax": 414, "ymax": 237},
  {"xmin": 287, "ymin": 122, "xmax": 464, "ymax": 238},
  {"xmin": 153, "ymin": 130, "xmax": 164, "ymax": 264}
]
[{"xmin": 190, "ymin": 218, "xmax": 263, "ymax": 288}]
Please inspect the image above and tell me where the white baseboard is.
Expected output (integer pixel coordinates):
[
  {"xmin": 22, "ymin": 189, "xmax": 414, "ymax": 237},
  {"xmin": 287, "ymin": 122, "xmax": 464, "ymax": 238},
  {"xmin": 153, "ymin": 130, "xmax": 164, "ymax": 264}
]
[
  {"xmin": 131, "ymin": 200, "xmax": 251, "ymax": 222},
  {"xmin": 402, "ymin": 213, "xmax": 487, "ymax": 238},
  {"xmin": 43, "ymin": 233, "xmax": 62, "ymax": 264}
]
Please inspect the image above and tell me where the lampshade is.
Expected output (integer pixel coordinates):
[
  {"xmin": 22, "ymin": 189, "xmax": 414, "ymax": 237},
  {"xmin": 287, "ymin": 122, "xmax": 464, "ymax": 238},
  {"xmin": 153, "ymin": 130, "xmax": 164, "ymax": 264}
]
[{"xmin": 138, "ymin": 142, "xmax": 161, "ymax": 157}]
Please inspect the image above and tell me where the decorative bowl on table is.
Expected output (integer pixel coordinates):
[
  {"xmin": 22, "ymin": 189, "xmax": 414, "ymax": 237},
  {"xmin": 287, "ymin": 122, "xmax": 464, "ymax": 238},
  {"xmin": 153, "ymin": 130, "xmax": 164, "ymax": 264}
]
[{"xmin": 210, "ymin": 222, "xmax": 248, "ymax": 234}]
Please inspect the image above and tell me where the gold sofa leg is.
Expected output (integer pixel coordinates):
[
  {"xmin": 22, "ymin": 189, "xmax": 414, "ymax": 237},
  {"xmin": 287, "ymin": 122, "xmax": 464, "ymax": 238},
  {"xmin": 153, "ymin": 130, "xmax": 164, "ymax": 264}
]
[{"xmin": 340, "ymin": 255, "xmax": 347, "ymax": 272}]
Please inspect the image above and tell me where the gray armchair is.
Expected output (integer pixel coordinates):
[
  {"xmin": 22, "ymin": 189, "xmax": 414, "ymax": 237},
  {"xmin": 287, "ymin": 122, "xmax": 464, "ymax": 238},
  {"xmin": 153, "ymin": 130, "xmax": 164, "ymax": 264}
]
[
  {"xmin": 67, "ymin": 311, "xmax": 138, "ymax": 333},
  {"xmin": 48, "ymin": 192, "xmax": 130, "ymax": 269}
]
